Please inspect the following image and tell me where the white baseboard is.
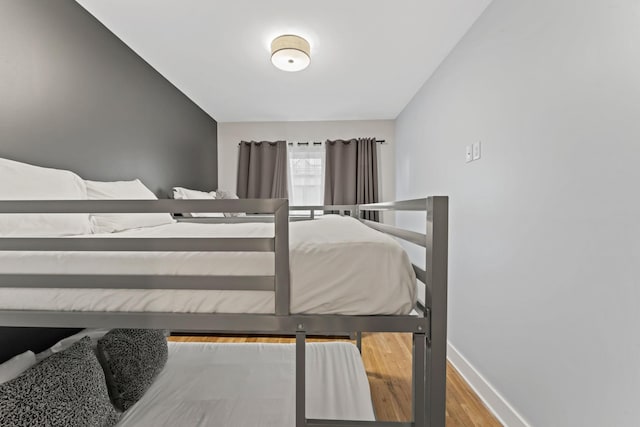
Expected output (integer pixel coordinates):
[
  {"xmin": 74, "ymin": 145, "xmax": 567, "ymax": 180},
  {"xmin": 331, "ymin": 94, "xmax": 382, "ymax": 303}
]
[{"xmin": 447, "ymin": 342, "xmax": 531, "ymax": 427}]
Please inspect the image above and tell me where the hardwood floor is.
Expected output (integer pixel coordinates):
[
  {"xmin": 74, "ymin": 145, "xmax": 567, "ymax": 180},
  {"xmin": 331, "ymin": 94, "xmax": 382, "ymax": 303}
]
[{"xmin": 169, "ymin": 333, "xmax": 502, "ymax": 427}]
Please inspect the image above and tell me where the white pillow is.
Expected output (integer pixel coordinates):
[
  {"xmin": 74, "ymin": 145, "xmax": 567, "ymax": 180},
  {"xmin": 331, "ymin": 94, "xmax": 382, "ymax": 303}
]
[
  {"xmin": 35, "ymin": 328, "xmax": 110, "ymax": 362},
  {"xmin": 0, "ymin": 157, "xmax": 92, "ymax": 236},
  {"xmin": 85, "ymin": 179, "xmax": 175, "ymax": 233},
  {"xmin": 172, "ymin": 186, "xmax": 224, "ymax": 218},
  {"xmin": 215, "ymin": 189, "xmax": 246, "ymax": 217},
  {"xmin": 0, "ymin": 351, "xmax": 36, "ymax": 384}
]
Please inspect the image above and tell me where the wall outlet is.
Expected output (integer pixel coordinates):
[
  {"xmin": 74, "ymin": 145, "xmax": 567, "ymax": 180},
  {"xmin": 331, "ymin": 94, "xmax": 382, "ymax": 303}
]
[
  {"xmin": 465, "ymin": 145, "xmax": 473, "ymax": 163},
  {"xmin": 472, "ymin": 141, "xmax": 481, "ymax": 161}
]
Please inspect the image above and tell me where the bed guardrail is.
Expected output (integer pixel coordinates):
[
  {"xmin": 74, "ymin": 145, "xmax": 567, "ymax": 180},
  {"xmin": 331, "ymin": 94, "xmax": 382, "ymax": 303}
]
[
  {"xmin": 0, "ymin": 196, "xmax": 448, "ymax": 427},
  {"xmin": 358, "ymin": 197, "xmax": 449, "ymax": 427},
  {"xmin": 0, "ymin": 198, "xmax": 291, "ymax": 318},
  {"xmin": 284, "ymin": 197, "xmax": 449, "ymax": 427},
  {"xmin": 289, "ymin": 205, "xmax": 356, "ymax": 219},
  {"xmin": 173, "ymin": 203, "xmax": 356, "ymax": 223}
]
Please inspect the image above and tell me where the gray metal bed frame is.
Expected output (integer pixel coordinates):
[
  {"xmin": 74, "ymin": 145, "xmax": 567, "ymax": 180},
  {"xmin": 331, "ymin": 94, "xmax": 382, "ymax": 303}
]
[{"xmin": 0, "ymin": 197, "xmax": 448, "ymax": 427}]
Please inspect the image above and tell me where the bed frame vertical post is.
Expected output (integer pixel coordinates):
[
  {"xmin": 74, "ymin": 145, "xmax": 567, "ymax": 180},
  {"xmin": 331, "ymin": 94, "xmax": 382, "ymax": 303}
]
[
  {"xmin": 296, "ymin": 331, "xmax": 306, "ymax": 427},
  {"xmin": 424, "ymin": 196, "xmax": 449, "ymax": 427},
  {"xmin": 274, "ymin": 199, "xmax": 291, "ymax": 316},
  {"xmin": 413, "ymin": 331, "xmax": 427, "ymax": 426}
]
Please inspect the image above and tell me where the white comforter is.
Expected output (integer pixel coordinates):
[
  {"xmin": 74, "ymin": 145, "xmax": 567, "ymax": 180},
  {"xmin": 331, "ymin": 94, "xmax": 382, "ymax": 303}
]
[{"xmin": 0, "ymin": 216, "xmax": 416, "ymax": 315}]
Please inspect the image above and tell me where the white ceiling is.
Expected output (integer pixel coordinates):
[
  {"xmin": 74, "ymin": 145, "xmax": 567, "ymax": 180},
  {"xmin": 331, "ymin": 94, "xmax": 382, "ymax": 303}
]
[{"xmin": 76, "ymin": 0, "xmax": 491, "ymax": 122}]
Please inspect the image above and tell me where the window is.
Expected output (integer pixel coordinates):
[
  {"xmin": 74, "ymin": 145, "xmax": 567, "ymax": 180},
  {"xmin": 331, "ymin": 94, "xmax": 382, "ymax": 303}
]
[{"xmin": 287, "ymin": 143, "xmax": 325, "ymax": 212}]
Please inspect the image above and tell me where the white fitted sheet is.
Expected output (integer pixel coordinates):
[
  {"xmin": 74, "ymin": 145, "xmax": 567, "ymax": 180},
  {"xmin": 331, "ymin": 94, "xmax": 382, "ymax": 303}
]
[
  {"xmin": 116, "ymin": 342, "xmax": 375, "ymax": 427},
  {"xmin": 0, "ymin": 215, "xmax": 416, "ymax": 315}
]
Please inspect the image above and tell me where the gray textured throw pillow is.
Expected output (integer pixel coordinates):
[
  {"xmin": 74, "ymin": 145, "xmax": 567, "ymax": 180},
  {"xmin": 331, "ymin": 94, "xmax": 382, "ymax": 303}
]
[
  {"xmin": 0, "ymin": 337, "xmax": 120, "ymax": 427},
  {"xmin": 97, "ymin": 329, "xmax": 168, "ymax": 411}
]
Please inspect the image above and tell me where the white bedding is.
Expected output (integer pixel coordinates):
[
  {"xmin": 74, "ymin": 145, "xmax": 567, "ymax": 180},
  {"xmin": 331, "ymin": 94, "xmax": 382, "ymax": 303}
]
[
  {"xmin": 0, "ymin": 215, "xmax": 416, "ymax": 315},
  {"xmin": 116, "ymin": 342, "xmax": 375, "ymax": 427}
]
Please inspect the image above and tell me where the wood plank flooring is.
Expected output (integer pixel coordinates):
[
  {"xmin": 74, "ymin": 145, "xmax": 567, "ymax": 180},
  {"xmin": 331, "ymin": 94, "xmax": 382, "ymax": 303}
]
[{"xmin": 169, "ymin": 333, "xmax": 502, "ymax": 427}]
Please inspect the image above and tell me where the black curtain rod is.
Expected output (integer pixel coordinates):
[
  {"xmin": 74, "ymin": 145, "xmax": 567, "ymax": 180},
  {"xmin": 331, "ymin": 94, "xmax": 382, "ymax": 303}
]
[
  {"xmin": 287, "ymin": 139, "xmax": 386, "ymax": 146},
  {"xmin": 239, "ymin": 139, "xmax": 387, "ymax": 146}
]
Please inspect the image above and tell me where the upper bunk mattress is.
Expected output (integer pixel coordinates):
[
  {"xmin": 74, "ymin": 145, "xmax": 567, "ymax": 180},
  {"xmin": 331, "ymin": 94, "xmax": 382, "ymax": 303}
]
[
  {"xmin": 0, "ymin": 215, "xmax": 416, "ymax": 315},
  {"xmin": 116, "ymin": 341, "xmax": 375, "ymax": 426}
]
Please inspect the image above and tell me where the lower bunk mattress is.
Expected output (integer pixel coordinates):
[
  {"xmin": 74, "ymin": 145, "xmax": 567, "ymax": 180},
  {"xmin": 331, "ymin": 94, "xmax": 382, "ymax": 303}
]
[
  {"xmin": 117, "ymin": 341, "xmax": 375, "ymax": 426},
  {"xmin": 0, "ymin": 215, "xmax": 416, "ymax": 315}
]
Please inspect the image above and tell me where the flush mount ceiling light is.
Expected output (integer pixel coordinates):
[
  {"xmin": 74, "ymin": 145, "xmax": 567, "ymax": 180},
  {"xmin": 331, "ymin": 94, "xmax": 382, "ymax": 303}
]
[{"xmin": 271, "ymin": 34, "xmax": 311, "ymax": 72}]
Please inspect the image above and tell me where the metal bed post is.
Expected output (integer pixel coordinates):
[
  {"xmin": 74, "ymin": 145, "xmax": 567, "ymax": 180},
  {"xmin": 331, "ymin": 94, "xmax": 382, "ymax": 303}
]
[
  {"xmin": 277, "ymin": 198, "xmax": 307, "ymax": 426},
  {"xmin": 413, "ymin": 331, "xmax": 427, "ymax": 427},
  {"xmin": 274, "ymin": 199, "xmax": 291, "ymax": 316},
  {"xmin": 296, "ymin": 331, "xmax": 306, "ymax": 427},
  {"xmin": 422, "ymin": 196, "xmax": 449, "ymax": 427}
]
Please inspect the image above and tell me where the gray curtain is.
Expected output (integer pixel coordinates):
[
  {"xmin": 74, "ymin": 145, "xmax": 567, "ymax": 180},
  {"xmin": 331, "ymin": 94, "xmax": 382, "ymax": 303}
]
[
  {"xmin": 324, "ymin": 137, "xmax": 379, "ymax": 221},
  {"xmin": 237, "ymin": 141, "xmax": 288, "ymax": 199}
]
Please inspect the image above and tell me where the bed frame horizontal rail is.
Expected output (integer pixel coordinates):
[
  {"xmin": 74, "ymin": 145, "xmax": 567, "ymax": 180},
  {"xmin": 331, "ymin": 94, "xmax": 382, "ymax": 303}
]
[
  {"xmin": 289, "ymin": 205, "xmax": 356, "ymax": 212},
  {"xmin": 0, "ymin": 274, "xmax": 275, "ymax": 291},
  {"xmin": 177, "ymin": 216, "xmax": 275, "ymax": 223},
  {"xmin": 358, "ymin": 199, "xmax": 428, "ymax": 212},
  {"xmin": 360, "ymin": 219, "xmax": 428, "ymax": 248},
  {"xmin": 306, "ymin": 420, "xmax": 412, "ymax": 427},
  {"xmin": 0, "ymin": 198, "xmax": 287, "ymax": 214},
  {"xmin": 0, "ymin": 237, "xmax": 274, "ymax": 252},
  {"xmin": 0, "ymin": 311, "xmax": 429, "ymax": 334},
  {"xmin": 412, "ymin": 264, "xmax": 427, "ymax": 284}
]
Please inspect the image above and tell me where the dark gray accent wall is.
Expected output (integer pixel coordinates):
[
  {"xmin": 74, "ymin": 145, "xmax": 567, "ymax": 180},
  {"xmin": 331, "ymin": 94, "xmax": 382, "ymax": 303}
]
[
  {"xmin": 0, "ymin": 0, "xmax": 217, "ymax": 196},
  {"xmin": 0, "ymin": 327, "xmax": 81, "ymax": 364}
]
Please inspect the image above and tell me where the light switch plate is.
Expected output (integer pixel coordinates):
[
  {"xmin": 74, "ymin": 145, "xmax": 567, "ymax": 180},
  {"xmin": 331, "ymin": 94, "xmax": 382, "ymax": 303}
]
[
  {"xmin": 465, "ymin": 145, "xmax": 473, "ymax": 163},
  {"xmin": 472, "ymin": 141, "xmax": 481, "ymax": 160}
]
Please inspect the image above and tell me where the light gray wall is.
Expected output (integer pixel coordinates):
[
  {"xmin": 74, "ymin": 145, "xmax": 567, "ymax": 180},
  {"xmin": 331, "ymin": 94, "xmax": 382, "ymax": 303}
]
[
  {"xmin": 395, "ymin": 0, "xmax": 640, "ymax": 426},
  {"xmin": 0, "ymin": 0, "xmax": 217, "ymax": 196}
]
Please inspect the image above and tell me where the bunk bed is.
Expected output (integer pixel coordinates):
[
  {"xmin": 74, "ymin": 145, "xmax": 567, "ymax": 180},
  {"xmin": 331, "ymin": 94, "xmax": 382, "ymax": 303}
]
[{"xmin": 0, "ymin": 197, "xmax": 448, "ymax": 427}]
